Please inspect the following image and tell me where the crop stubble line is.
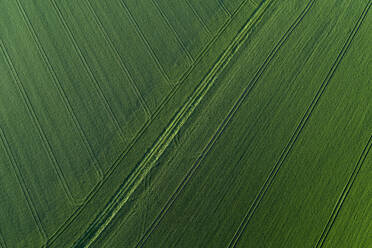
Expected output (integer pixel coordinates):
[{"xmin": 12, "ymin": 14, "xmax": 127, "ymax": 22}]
[
  {"xmin": 49, "ymin": 0, "xmax": 131, "ymax": 144},
  {"xmin": 73, "ymin": 0, "xmax": 269, "ymax": 247},
  {"xmin": 184, "ymin": 0, "xmax": 212, "ymax": 36},
  {"xmin": 82, "ymin": 0, "xmax": 151, "ymax": 118},
  {"xmin": 46, "ymin": 0, "xmax": 255, "ymax": 244},
  {"xmin": 151, "ymin": 0, "xmax": 195, "ymax": 64},
  {"xmin": 118, "ymin": 0, "xmax": 171, "ymax": 85},
  {"xmin": 228, "ymin": 1, "xmax": 370, "ymax": 247},
  {"xmin": 15, "ymin": 0, "xmax": 104, "ymax": 203},
  {"xmin": 316, "ymin": 134, "xmax": 372, "ymax": 248},
  {"xmin": 0, "ymin": 43, "xmax": 48, "ymax": 241}
]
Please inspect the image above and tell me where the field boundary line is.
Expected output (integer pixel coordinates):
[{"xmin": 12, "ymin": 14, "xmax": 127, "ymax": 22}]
[
  {"xmin": 151, "ymin": 0, "xmax": 194, "ymax": 63},
  {"xmin": 46, "ymin": 0, "xmax": 257, "ymax": 244},
  {"xmin": 184, "ymin": 0, "xmax": 212, "ymax": 36},
  {"xmin": 73, "ymin": 0, "xmax": 271, "ymax": 246},
  {"xmin": 0, "ymin": 120, "xmax": 47, "ymax": 240},
  {"xmin": 316, "ymin": 134, "xmax": 372, "ymax": 247},
  {"xmin": 15, "ymin": 0, "xmax": 104, "ymax": 200},
  {"xmin": 82, "ymin": 0, "xmax": 151, "ymax": 118},
  {"xmin": 136, "ymin": 0, "xmax": 328, "ymax": 245},
  {"xmin": 118, "ymin": 0, "xmax": 171, "ymax": 84},
  {"xmin": 49, "ymin": 0, "xmax": 130, "ymax": 144},
  {"xmin": 0, "ymin": 37, "xmax": 84, "ymax": 207},
  {"xmin": 219, "ymin": 0, "xmax": 232, "ymax": 17},
  {"xmin": 227, "ymin": 2, "xmax": 369, "ymax": 247}
]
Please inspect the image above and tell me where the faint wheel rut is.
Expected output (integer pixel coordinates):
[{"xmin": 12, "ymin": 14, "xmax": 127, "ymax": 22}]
[{"xmin": 73, "ymin": 0, "xmax": 272, "ymax": 246}]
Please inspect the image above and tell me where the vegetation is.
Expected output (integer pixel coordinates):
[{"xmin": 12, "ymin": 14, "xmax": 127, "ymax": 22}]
[{"xmin": 0, "ymin": 0, "xmax": 370, "ymax": 247}]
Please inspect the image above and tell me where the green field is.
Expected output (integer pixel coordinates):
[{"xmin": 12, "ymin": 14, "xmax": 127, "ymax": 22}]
[{"xmin": 0, "ymin": 0, "xmax": 370, "ymax": 247}]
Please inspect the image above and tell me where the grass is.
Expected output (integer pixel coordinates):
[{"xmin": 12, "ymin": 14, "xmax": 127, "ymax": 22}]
[{"xmin": 0, "ymin": 0, "xmax": 370, "ymax": 247}]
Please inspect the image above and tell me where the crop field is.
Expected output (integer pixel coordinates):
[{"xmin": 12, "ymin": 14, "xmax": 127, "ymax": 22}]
[{"xmin": 0, "ymin": 0, "xmax": 370, "ymax": 247}]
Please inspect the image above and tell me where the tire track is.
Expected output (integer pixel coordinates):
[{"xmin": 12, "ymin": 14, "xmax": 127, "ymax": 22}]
[
  {"xmin": 151, "ymin": 0, "xmax": 195, "ymax": 63},
  {"xmin": 118, "ymin": 0, "xmax": 171, "ymax": 84},
  {"xmin": 0, "ymin": 212, "xmax": 8, "ymax": 248},
  {"xmin": 46, "ymin": 0, "xmax": 258, "ymax": 244},
  {"xmin": 16, "ymin": 0, "xmax": 104, "ymax": 180},
  {"xmin": 185, "ymin": 0, "xmax": 212, "ymax": 37},
  {"xmin": 316, "ymin": 134, "xmax": 372, "ymax": 248},
  {"xmin": 82, "ymin": 0, "xmax": 151, "ymax": 118},
  {"xmin": 73, "ymin": 1, "xmax": 272, "ymax": 247},
  {"xmin": 0, "ymin": 124, "xmax": 47, "ymax": 241},
  {"xmin": 15, "ymin": 0, "xmax": 104, "ymax": 203},
  {"xmin": 228, "ymin": 2, "xmax": 370, "ymax": 247},
  {"xmin": 137, "ymin": 0, "xmax": 326, "ymax": 246},
  {"xmin": 0, "ymin": 38, "xmax": 83, "ymax": 207},
  {"xmin": 218, "ymin": 0, "xmax": 232, "ymax": 17},
  {"xmin": 49, "ymin": 0, "xmax": 130, "ymax": 144}
]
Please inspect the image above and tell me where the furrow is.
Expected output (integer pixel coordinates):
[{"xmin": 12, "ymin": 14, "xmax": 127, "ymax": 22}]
[
  {"xmin": 49, "ymin": 0, "xmax": 128, "ymax": 147},
  {"xmin": 15, "ymin": 0, "xmax": 104, "ymax": 184},
  {"xmin": 0, "ymin": 124, "xmax": 47, "ymax": 240},
  {"xmin": 227, "ymin": 1, "xmax": 368, "ymax": 247},
  {"xmin": 0, "ymin": 39, "xmax": 79, "ymax": 207},
  {"xmin": 82, "ymin": 0, "xmax": 151, "ymax": 118},
  {"xmin": 316, "ymin": 134, "xmax": 372, "ymax": 248},
  {"xmin": 118, "ymin": 0, "xmax": 171, "ymax": 84},
  {"xmin": 151, "ymin": 0, "xmax": 194, "ymax": 63}
]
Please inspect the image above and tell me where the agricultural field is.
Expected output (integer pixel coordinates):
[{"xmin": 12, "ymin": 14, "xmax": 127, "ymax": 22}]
[{"xmin": 0, "ymin": 0, "xmax": 370, "ymax": 247}]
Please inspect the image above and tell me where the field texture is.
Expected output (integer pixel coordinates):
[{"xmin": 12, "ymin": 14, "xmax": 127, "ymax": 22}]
[{"xmin": 0, "ymin": 0, "xmax": 370, "ymax": 247}]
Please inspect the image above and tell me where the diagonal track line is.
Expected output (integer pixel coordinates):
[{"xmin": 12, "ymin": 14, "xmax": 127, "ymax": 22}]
[
  {"xmin": 0, "ymin": 38, "xmax": 80, "ymax": 206},
  {"xmin": 82, "ymin": 0, "xmax": 151, "ymax": 118},
  {"xmin": 48, "ymin": 0, "xmax": 129, "ymax": 143},
  {"xmin": 46, "ymin": 0, "xmax": 263, "ymax": 244},
  {"xmin": 73, "ymin": 1, "xmax": 272, "ymax": 247},
  {"xmin": 151, "ymin": 0, "xmax": 194, "ymax": 63},
  {"xmin": 136, "ymin": 0, "xmax": 322, "ymax": 246},
  {"xmin": 184, "ymin": 0, "xmax": 212, "ymax": 36},
  {"xmin": 316, "ymin": 136, "xmax": 372, "ymax": 247},
  {"xmin": 15, "ymin": 0, "xmax": 104, "ymax": 189},
  {"xmin": 0, "ymin": 121, "xmax": 47, "ymax": 240},
  {"xmin": 118, "ymin": 0, "xmax": 171, "ymax": 84},
  {"xmin": 227, "ymin": 2, "xmax": 370, "ymax": 247}
]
